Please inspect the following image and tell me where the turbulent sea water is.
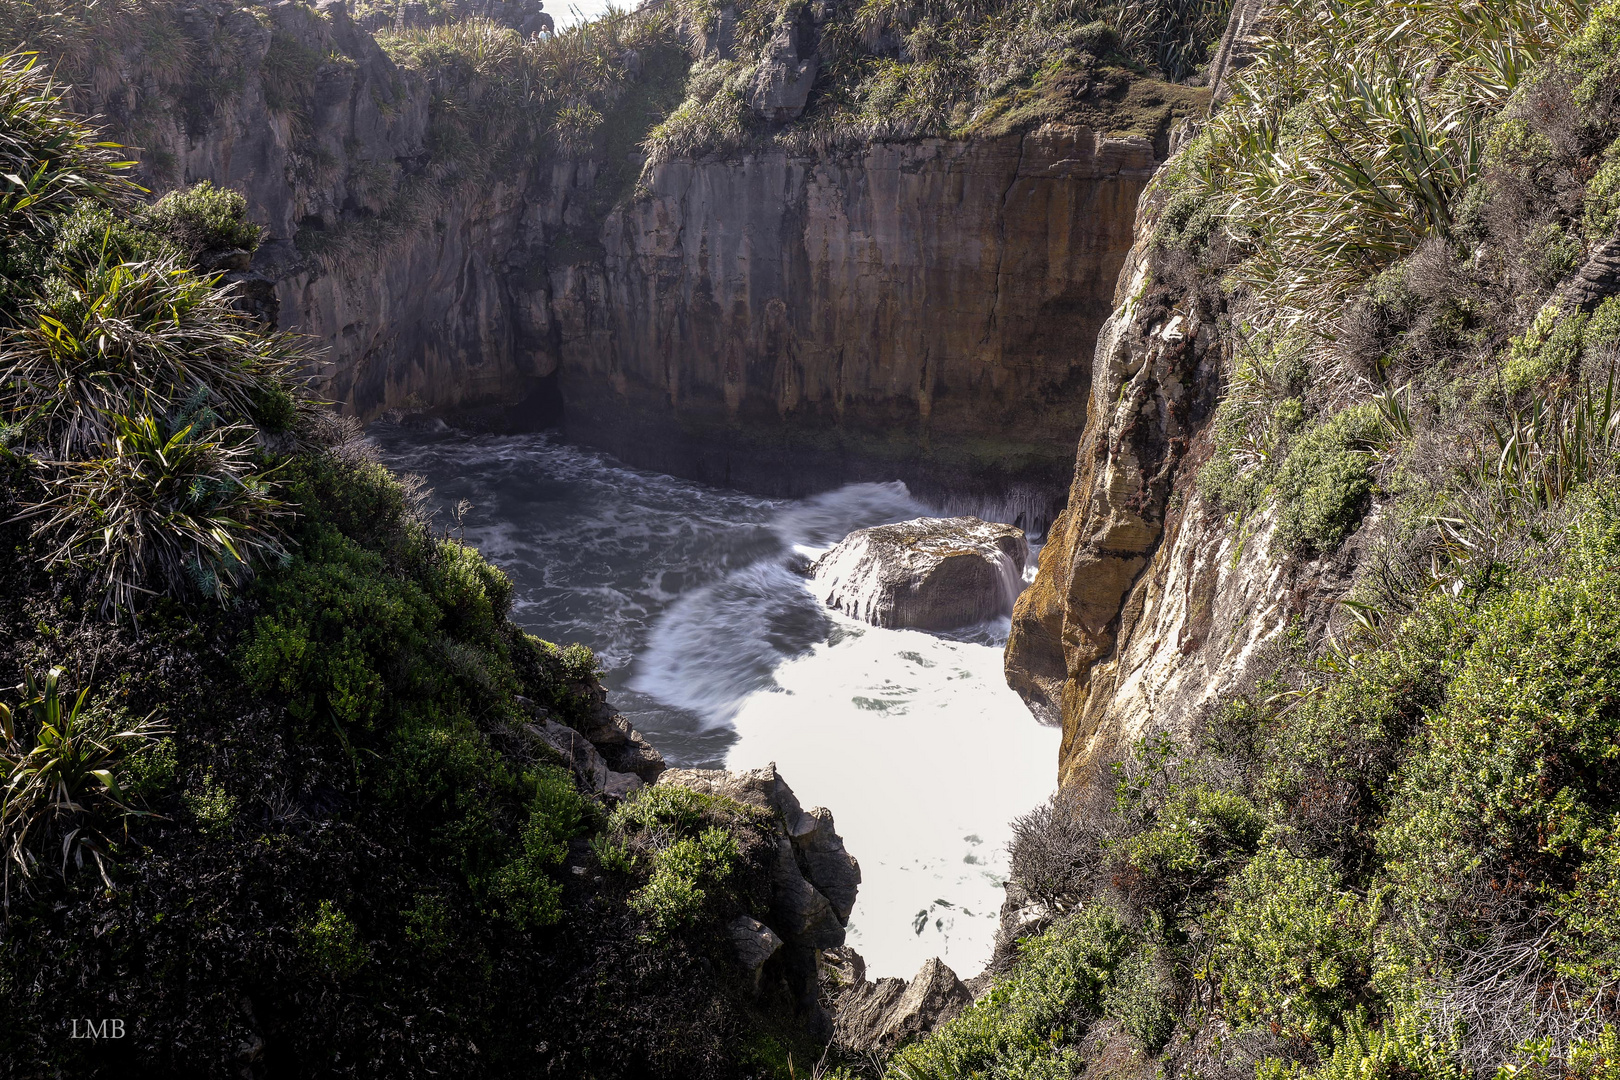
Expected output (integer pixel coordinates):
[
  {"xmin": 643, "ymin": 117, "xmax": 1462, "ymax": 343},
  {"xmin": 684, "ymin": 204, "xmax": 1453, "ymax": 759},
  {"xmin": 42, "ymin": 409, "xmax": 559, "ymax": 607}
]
[{"xmin": 372, "ymin": 424, "xmax": 1060, "ymax": 979}]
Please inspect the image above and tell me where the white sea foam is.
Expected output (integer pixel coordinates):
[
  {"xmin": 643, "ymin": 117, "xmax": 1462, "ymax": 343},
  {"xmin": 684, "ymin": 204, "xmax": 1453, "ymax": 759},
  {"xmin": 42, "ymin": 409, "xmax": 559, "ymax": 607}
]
[
  {"xmin": 371, "ymin": 425, "xmax": 1058, "ymax": 979},
  {"xmin": 725, "ymin": 612, "xmax": 1060, "ymax": 979}
]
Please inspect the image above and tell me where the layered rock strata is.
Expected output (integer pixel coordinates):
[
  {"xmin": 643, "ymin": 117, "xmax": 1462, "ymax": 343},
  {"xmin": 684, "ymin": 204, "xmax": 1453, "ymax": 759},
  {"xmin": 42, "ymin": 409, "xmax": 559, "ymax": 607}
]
[
  {"xmin": 829, "ymin": 950, "xmax": 973, "ymax": 1055},
  {"xmin": 563, "ymin": 128, "xmax": 1160, "ymax": 519},
  {"xmin": 53, "ymin": 1, "xmax": 1171, "ymax": 524},
  {"xmin": 656, "ymin": 764, "xmax": 862, "ymax": 1027}
]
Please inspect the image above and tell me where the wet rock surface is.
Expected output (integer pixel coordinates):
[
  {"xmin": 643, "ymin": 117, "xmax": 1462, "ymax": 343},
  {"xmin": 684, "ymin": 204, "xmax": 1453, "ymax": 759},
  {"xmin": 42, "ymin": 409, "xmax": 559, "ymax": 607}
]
[{"xmin": 811, "ymin": 516, "xmax": 1029, "ymax": 631}]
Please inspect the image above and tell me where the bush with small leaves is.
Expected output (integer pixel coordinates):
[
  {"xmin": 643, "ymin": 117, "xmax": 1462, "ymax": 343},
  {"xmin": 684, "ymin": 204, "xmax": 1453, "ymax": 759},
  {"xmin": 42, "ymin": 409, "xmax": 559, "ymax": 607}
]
[
  {"xmin": 890, "ymin": 904, "xmax": 1133, "ymax": 1079},
  {"xmin": 1213, "ymin": 847, "xmax": 1374, "ymax": 1046},
  {"xmin": 134, "ymin": 180, "xmax": 261, "ymax": 259},
  {"xmin": 1273, "ymin": 405, "xmax": 1381, "ymax": 556},
  {"xmin": 298, "ymin": 899, "xmax": 371, "ymax": 978},
  {"xmin": 629, "ymin": 826, "xmax": 739, "ymax": 935}
]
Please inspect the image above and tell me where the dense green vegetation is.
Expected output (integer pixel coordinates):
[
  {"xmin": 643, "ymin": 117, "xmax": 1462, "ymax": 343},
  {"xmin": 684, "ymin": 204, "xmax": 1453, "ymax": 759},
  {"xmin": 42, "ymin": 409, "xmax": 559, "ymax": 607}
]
[
  {"xmin": 0, "ymin": 55, "xmax": 812, "ymax": 1078},
  {"xmin": 884, "ymin": 1, "xmax": 1620, "ymax": 1078},
  {"xmin": 643, "ymin": 0, "xmax": 1221, "ymax": 160},
  {"xmin": 355, "ymin": 0, "xmax": 1219, "ymax": 175}
]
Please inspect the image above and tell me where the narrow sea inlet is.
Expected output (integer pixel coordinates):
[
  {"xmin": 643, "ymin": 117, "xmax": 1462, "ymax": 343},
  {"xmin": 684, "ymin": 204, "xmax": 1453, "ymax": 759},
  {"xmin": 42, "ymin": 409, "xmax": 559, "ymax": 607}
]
[{"xmin": 373, "ymin": 424, "xmax": 1059, "ymax": 978}]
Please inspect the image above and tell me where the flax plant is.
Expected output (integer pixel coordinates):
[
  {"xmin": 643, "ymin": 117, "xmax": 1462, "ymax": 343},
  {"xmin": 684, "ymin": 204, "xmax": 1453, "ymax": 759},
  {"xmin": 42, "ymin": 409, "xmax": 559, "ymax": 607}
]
[
  {"xmin": 1434, "ymin": 370, "xmax": 1620, "ymax": 580},
  {"xmin": 0, "ymin": 52, "xmax": 135, "ymax": 238},
  {"xmin": 0, "ymin": 256, "xmax": 303, "ymax": 459},
  {"xmin": 31, "ymin": 414, "xmax": 289, "ymax": 613},
  {"xmin": 0, "ymin": 668, "xmax": 165, "ymax": 905},
  {"xmin": 1201, "ymin": 0, "xmax": 1593, "ymax": 317}
]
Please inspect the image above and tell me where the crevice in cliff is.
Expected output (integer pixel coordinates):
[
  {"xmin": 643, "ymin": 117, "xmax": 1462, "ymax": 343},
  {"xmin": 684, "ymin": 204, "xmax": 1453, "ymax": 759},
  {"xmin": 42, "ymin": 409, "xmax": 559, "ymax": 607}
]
[{"xmin": 979, "ymin": 138, "xmax": 1028, "ymax": 348}]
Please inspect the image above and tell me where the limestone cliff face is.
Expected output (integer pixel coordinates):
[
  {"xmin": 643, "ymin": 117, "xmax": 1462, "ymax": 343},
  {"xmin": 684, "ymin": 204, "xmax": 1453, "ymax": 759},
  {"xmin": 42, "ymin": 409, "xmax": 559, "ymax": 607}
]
[
  {"xmin": 1003, "ymin": 138, "xmax": 1356, "ymax": 787},
  {"xmin": 47, "ymin": 1, "xmax": 1164, "ymax": 523},
  {"xmin": 558, "ymin": 129, "xmax": 1157, "ymax": 516},
  {"xmin": 75, "ymin": 0, "xmax": 564, "ymax": 418}
]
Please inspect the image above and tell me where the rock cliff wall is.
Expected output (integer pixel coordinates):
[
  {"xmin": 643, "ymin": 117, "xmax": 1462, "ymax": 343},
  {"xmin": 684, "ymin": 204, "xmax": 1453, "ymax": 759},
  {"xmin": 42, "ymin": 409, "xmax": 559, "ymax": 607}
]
[
  {"xmin": 559, "ymin": 129, "xmax": 1157, "ymax": 516},
  {"xmin": 1004, "ymin": 46, "xmax": 1360, "ymax": 785},
  {"xmin": 43, "ymin": 0, "xmax": 1170, "ymax": 524}
]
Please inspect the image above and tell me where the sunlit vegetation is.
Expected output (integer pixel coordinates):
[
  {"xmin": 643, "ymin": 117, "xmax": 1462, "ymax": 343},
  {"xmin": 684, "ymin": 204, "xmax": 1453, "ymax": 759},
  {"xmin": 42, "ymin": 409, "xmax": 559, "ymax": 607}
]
[{"xmin": 888, "ymin": 2, "xmax": 1620, "ymax": 1078}]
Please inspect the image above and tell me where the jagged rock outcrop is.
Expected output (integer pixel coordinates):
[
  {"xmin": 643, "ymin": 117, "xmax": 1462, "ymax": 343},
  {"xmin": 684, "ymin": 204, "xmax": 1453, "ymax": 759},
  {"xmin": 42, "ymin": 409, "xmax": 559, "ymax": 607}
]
[
  {"xmin": 1003, "ymin": 227, "xmax": 1224, "ymax": 755},
  {"xmin": 516, "ymin": 676, "xmax": 666, "ymax": 799},
  {"xmin": 1002, "ymin": 212, "xmax": 1339, "ymax": 785},
  {"xmin": 811, "ymin": 516, "xmax": 1029, "ymax": 630},
  {"xmin": 828, "ymin": 949, "xmax": 973, "ymax": 1054},
  {"xmin": 1563, "ymin": 234, "xmax": 1620, "ymax": 312},
  {"xmin": 657, "ymin": 763, "xmax": 861, "ymax": 1026},
  {"xmin": 749, "ymin": 19, "xmax": 818, "ymax": 122}
]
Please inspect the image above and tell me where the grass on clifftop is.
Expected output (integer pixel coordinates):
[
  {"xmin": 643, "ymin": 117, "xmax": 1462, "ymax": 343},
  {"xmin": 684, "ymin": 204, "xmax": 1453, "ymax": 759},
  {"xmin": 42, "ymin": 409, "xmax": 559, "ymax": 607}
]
[{"xmin": 643, "ymin": 0, "xmax": 1222, "ymax": 162}]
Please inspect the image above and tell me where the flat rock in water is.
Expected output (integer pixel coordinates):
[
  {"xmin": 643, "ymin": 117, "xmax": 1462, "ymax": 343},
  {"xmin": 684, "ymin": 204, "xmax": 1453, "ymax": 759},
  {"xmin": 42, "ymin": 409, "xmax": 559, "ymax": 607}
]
[{"xmin": 809, "ymin": 516, "xmax": 1029, "ymax": 630}]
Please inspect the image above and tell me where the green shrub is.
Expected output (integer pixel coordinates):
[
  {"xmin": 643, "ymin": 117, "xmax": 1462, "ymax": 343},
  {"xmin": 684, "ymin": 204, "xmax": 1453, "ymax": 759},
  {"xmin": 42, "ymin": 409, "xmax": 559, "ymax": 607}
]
[
  {"xmin": 485, "ymin": 768, "xmax": 586, "ymax": 931},
  {"xmin": 1273, "ymin": 405, "xmax": 1381, "ymax": 556},
  {"xmin": 240, "ymin": 526, "xmax": 440, "ymax": 730},
  {"xmin": 1262, "ymin": 1009, "xmax": 1462, "ymax": 1080},
  {"xmin": 1583, "ymin": 147, "xmax": 1620, "ymax": 242},
  {"xmin": 611, "ymin": 784, "xmax": 733, "ymax": 836},
  {"xmin": 121, "ymin": 735, "xmax": 177, "ymax": 799},
  {"xmin": 135, "ymin": 180, "xmax": 262, "ymax": 256},
  {"xmin": 1102, "ymin": 950, "xmax": 1176, "ymax": 1055},
  {"xmin": 299, "ymin": 899, "xmax": 371, "ymax": 978},
  {"xmin": 1115, "ymin": 783, "xmax": 1262, "ymax": 902},
  {"xmin": 182, "ymin": 768, "xmax": 236, "ymax": 835},
  {"xmin": 1213, "ymin": 848, "xmax": 1373, "ymax": 1045},
  {"xmin": 891, "ymin": 904, "xmax": 1133, "ymax": 1078},
  {"xmin": 1587, "ymin": 297, "xmax": 1620, "ymax": 353},
  {"xmin": 1499, "ymin": 302, "xmax": 1589, "ymax": 397},
  {"xmin": 403, "ymin": 893, "xmax": 455, "ymax": 958},
  {"xmin": 1377, "ymin": 504, "xmax": 1620, "ymax": 938},
  {"xmin": 606, "ymin": 784, "xmax": 765, "ymax": 936},
  {"xmin": 629, "ymin": 826, "xmax": 739, "ymax": 935}
]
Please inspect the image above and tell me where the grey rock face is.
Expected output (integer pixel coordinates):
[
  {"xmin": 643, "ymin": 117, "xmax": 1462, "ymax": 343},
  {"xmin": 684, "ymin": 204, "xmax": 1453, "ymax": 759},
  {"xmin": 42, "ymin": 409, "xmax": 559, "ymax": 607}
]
[
  {"xmin": 657, "ymin": 764, "xmax": 861, "ymax": 1022},
  {"xmin": 526, "ymin": 718, "xmax": 644, "ymax": 800},
  {"xmin": 727, "ymin": 915, "xmax": 784, "ymax": 973},
  {"xmin": 811, "ymin": 516, "xmax": 1029, "ymax": 631},
  {"xmin": 1563, "ymin": 234, "xmax": 1620, "ymax": 313},
  {"xmin": 748, "ymin": 22, "xmax": 818, "ymax": 122},
  {"xmin": 834, "ymin": 955, "xmax": 973, "ymax": 1054}
]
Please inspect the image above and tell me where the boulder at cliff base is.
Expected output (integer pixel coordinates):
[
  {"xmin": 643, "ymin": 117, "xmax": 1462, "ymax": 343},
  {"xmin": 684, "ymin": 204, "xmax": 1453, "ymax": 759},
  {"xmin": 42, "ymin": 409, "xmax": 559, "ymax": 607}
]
[{"xmin": 809, "ymin": 516, "xmax": 1029, "ymax": 631}]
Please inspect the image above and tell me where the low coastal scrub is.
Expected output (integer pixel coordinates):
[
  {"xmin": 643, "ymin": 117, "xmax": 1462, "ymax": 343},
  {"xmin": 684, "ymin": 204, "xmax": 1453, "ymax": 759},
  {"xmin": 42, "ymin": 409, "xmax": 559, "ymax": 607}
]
[
  {"xmin": 888, "ymin": 1, "xmax": 1620, "ymax": 1078},
  {"xmin": 893, "ymin": 476, "xmax": 1620, "ymax": 1076},
  {"xmin": 644, "ymin": 0, "xmax": 1222, "ymax": 162}
]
